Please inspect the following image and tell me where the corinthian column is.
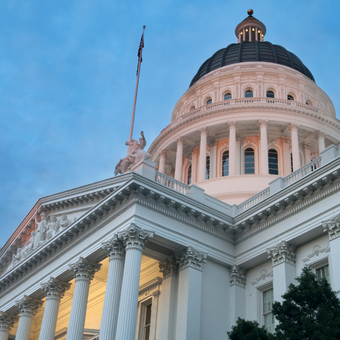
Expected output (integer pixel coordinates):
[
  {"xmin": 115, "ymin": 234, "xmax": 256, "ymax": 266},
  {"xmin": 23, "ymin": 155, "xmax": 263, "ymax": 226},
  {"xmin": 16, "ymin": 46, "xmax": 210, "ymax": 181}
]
[
  {"xmin": 66, "ymin": 258, "xmax": 101, "ymax": 340},
  {"xmin": 316, "ymin": 131, "xmax": 326, "ymax": 154},
  {"xmin": 289, "ymin": 124, "xmax": 300, "ymax": 171},
  {"xmin": 99, "ymin": 235, "xmax": 125, "ymax": 340},
  {"xmin": 175, "ymin": 138, "xmax": 184, "ymax": 181},
  {"xmin": 39, "ymin": 278, "xmax": 70, "ymax": 340},
  {"xmin": 191, "ymin": 147, "xmax": 199, "ymax": 183},
  {"xmin": 115, "ymin": 224, "xmax": 153, "ymax": 340},
  {"xmin": 159, "ymin": 151, "xmax": 168, "ymax": 174},
  {"xmin": 259, "ymin": 120, "xmax": 268, "ymax": 174},
  {"xmin": 15, "ymin": 296, "xmax": 43, "ymax": 340},
  {"xmin": 0, "ymin": 311, "xmax": 18, "ymax": 340},
  {"xmin": 198, "ymin": 127, "xmax": 207, "ymax": 181},
  {"xmin": 228, "ymin": 122, "xmax": 237, "ymax": 175}
]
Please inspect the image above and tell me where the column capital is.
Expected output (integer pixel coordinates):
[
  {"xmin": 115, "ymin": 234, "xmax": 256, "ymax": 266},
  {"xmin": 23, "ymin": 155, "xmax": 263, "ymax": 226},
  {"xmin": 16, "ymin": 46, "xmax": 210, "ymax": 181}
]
[
  {"xmin": 230, "ymin": 265, "xmax": 246, "ymax": 288},
  {"xmin": 258, "ymin": 119, "xmax": 268, "ymax": 127},
  {"xmin": 0, "ymin": 311, "xmax": 18, "ymax": 332},
  {"xmin": 228, "ymin": 121, "xmax": 238, "ymax": 128},
  {"xmin": 323, "ymin": 213, "xmax": 340, "ymax": 240},
  {"xmin": 159, "ymin": 150, "xmax": 169, "ymax": 158},
  {"xmin": 281, "ymin": 136, "xmax": 290, "ymax": 144},
  {"xmin": 159, "ymin": 255, "xmax": 179, "ymax": 279},
  {"xmin": 199, "ymin": 126, "xmax": 208, "ymax": 134},
  {"xmin": 15, "ymin": 296, "xmax": 43, "ymax": 317},
  {"xmin": 288, "ymin": 123, "xmax": 300, "ymax": 131},
  {"xmin": 41, "ymin": 277, "xmax": 71, "ymax": 301},
  {"xmin": 192, "ymin": 146, "xmax": 199, "ymax": 155},
  {"xmin": 118, "ymin": 223, "xmax": 154, "ymax": 252},
  {"xmin": 315, "ymin": 130, "xmax": 327, "ymax": 138},
  {"xmin": 69, "ymin": 257, "xmax": 101, "ymax": 282},
  {"xmin": 303, "ymin": 142, "xmax": 311, "ymax": 150},
  {"xmin": 176, "ymin": 137, "xmax": 185, "ymax": 145},
  {"xmin": 176, "ymin": 246, "xmax": 207, "ymax": 271},
  {"xmin": 267, "ymin": 241, "xmax": 296, "ymax": 267},
  {"xmin": 208, "ymin": 138, "xmax": 216, "ymax": 147},
  {"xmin": 102, "ymin": 234, "xmax": 125, "ymax": 260}
]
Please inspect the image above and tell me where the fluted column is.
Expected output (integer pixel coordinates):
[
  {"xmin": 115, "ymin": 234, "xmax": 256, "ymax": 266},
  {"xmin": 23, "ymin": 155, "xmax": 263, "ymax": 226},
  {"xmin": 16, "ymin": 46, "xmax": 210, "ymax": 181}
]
[
  {"xmin": 115, "ymin": 224, "xmax": 153, "ymax": 340},
  {"xmin": 316, "ymin": 131, "xmax": 326, "ymax": 154},
  {"xmin": 303, "ymin": 143, "xmax": 311, "ymax": 164},
  {"xmin": 228, "ymin": 122, "xmax": 237, "ymax": 175},
  {"xmin": 99, "ymin": 235, "xmax": 125, "ymax": 340},
  {"xmin": 175, "ymin": 138, "xmax": 184, "ymax": 181},
  {"xmin": 39, "ymin": 278, "xmax": 70, "ymax": 340},
  {"xmin": 191, "ymin": 147, "xmax": 199, "ymax": 183},
  {"xmin": 66, "ymin": 258, "xmax": 101, "ymax": 340},
  {"xmin": 15, "ymin": 296, "xmax": 43, "ymax": 340},
  {"xmin": 281, "ymin": 137, "xmax": 291, "ymax": 175},
  {"xmin": 159, "ymin": 151, "xmax": 167, "ymax": 174},
  {"xmin": 0, "ymin": 311, "xmax": 18, "ymax": 340},
  {"xmin": 289, "ymin": 124, "xmax": 300, "ymax": 171},
  {"xmin": 198, "ymin": 127, "xmax": 207, "ymax": 181},
  {"xmin": 259, "ymin": 120, "xmax": 268, "ymax": 174}
]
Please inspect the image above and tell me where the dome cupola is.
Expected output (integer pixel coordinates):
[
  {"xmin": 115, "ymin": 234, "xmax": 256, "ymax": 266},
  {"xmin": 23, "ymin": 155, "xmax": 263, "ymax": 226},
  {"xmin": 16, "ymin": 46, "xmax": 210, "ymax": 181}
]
[{"xmin": 235, "ymin": 9, "xmax": 266, "ymax": 43}]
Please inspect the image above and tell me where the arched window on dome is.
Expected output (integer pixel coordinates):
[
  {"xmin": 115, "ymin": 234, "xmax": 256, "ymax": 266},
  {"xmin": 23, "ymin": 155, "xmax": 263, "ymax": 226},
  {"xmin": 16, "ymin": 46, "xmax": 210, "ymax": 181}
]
[
  {"xmin": 268, "ymin": 149, "xmax": 279, "ymax": 175},
  {"xmin": 187, "ymin": 165, "xmax": 192, "ymax": 185},
  {"xmin": 206, "ymin": 98, "xmax": 212, "ymax": 105},
  {"xmin": 245, "ymin": 148, "xmax": 255, "ymax": 174},
  {"xmin": 224, "ymin": 92, "xmax": 232, "ymax": 100},
  {"xmin": 190, "ymin": 105, "xmax": 195, "ymax": 111},
  {"xmin": 287, "ymin": 94, "xmax": 294, "ymax": 101},
  {"xmin": 222, "ymin": 151, "xmax": 229, "ymax": 176},
  {"xmin": 266, "ymin": 90, "xmax": 275, "ymax": 98},
  {"xmin": 245, "ymin": 90, "xmax": 253, "ymax": 98},
  {"xmin": 206, "ymin": 156, "xmax": 210, "ymax": 180}
]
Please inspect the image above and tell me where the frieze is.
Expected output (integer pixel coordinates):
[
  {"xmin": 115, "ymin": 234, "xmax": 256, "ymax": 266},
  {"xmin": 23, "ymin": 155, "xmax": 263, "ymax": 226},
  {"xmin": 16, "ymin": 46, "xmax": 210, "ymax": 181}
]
[{"xmin": 302, "ymin": 245, "xmax": 330, "ymax": 263}]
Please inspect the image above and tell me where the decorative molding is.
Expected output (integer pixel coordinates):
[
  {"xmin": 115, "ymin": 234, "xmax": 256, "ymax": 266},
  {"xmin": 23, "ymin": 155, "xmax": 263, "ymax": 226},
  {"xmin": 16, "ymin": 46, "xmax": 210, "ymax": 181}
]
[
  {"xmin": 288, "ymin": 123, "xmax": 300, "ymax": 130},
  {"xmin": 251, "ymin": 269, "xmax": 273, "ymax": 285},
  {"xmin": 68, "ymin": 257, "xmax": 101, "ymax": 282},
  {"xmin": 302, "ymin": 245, "xmax": 330, "ymax": 263},
  {"xmin": 258, "ymin": 119, "xmax": 268, "ymax": 127},
  {"xmin": 228, "ymin": 121, "xmax": 238, "ymax": 128},
  {"xmin": 323, "ymin": 213, "xmax": 340, "ymax": 240},
  {"xmin": 0, "ymin": 311, "xmax": 18, "ymax": 332},
  {"xmin": 159, "ymin": 255, "xmax": 178, "ymax": 279},
  {"xmin": 303, "ymin": 142, "xmax": 311, "ymax": 150},
  {"xmin": 267, "ymin": 241, "xmax": 296, "ymax": 267},
  {"xmin": 230, "ymin": 265, "xmax": 246, "ymax": 288},
  {"xmin": 176, "ymin": 246, "xmax": 207, "ymax": 271},
  {"xmin": 41, "ymin": 277, "xmax": 71, "ymax": 301},
  {"xmin": 118, "ymin": 223, "xmax": 154, "ymax": 252},
  {"xmin": 15, "ymin": 296, "xmax": 43, "ymax": 317}
]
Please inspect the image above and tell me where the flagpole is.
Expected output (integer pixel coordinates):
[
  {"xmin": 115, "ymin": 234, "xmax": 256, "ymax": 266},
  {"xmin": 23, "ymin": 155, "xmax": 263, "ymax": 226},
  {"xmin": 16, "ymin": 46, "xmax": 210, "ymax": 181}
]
[{"xmin": 128, "ymin": 25, "xmax": 146, "ymax": 153}]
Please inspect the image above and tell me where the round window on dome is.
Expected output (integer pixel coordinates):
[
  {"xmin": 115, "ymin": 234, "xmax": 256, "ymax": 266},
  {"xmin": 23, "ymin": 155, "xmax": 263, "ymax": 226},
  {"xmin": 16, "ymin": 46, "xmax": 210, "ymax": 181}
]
[
  {"xmin": 224, "ymin": 92, "xmax": 232, "ymax": 101},
  {"xmin": 245, "ymin": 90, "xmax": 253, "ymax": 98},
  {"xmin": 266, "ymin": 90, "xmax": 275, "ymax": 98},
  {"xmin": 287, "ymin": 94, "xmax": 294, "ymax": 101},
  {"xmin": 206, "ymin": 98, "xmax": 212, "ymax": 105}
]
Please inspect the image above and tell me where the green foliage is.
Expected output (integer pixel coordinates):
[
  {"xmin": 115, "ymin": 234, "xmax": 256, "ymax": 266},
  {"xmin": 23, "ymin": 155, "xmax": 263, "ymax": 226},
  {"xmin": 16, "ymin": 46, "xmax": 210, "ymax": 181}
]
[
  {"xmin": 272, "ymin": 266, "xmax": 340, "ymax": 340},
  {"xmin": 227, "ymin": 317, "xmax": 276, "ymax": 340}
]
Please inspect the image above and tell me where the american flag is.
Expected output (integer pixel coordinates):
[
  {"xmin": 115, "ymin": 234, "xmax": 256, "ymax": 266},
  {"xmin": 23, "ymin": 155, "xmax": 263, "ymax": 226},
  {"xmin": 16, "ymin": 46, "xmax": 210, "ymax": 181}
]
[{"xmin": 136, "ymin": 26, "xmax": 145, "ymax": 75}]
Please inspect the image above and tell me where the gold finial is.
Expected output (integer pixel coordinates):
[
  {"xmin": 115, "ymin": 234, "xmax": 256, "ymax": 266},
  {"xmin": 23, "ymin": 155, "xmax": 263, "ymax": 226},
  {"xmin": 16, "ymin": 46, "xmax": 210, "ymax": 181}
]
[{"xmin": 247, "ymin": 9, "xmax": 253, "ymax": 16}]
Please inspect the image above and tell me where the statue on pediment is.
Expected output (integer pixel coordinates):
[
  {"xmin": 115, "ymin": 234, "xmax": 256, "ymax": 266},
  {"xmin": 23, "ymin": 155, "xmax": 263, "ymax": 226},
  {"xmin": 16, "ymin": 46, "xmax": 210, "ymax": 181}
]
[
  {"xmin": 46, "ymin": 215, "xmax": 58, "ymax": 240},
  {"xmin": 21, "ymin": 236, "xmax": 34, "ymax": 258},
  {"xmin": 115, "ymin": 131, "xmax": 150, "ymax": 175},
  {"xmin": 58, "ymin": 214, "xmax": 73, "ymax": 231},
  {"xmin": 33, "ymin": 212, "xmax": 48, "ymax": 249}
]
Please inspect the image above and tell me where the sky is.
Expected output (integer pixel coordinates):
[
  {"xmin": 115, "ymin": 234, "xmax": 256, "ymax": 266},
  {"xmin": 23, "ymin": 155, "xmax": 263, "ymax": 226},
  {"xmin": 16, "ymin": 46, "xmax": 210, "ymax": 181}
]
[{"xmin": 0, "ymin": 0, "xmax": 340, "ymax": 247}]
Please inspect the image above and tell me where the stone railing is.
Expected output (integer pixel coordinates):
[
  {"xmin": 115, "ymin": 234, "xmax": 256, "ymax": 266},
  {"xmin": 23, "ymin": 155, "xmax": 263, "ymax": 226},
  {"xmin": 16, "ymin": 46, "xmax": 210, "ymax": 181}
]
[
  {"xmin": 88, "ymin": 335, "xmax": 99, "ymax": 340},
  {"xmin": 238, "ymin": 187, "xmax": 270, "ymax": 212},
  {"xmin": 155, "ymin": 171, "xmax": 190, "ymax": 195},
  {"xmin": 284, "ymin": 157, "xmax": 321, "ymax": 185}
]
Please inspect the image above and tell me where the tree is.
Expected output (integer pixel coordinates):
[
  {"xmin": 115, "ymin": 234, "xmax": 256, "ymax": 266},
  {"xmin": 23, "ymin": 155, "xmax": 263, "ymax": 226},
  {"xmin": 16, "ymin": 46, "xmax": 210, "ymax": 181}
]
[
  {"xmin": 227, "ymin": 318, "xmax": 276, "ymax": 340},
  {"xmin": 272, "ymin": 266, "xmax": 340, "ymax": 340}
]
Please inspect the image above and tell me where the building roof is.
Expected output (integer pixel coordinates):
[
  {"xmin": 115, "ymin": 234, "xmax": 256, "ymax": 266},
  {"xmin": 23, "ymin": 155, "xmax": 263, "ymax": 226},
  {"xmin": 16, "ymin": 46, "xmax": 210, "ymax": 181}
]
[{"xmin": 189, "ymin": 41, "xmax": 315, "ymax": 87}]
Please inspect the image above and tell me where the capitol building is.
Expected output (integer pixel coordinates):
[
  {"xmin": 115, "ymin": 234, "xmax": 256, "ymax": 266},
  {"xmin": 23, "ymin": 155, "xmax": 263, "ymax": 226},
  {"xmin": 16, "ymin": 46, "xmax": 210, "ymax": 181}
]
[{"xmin": 1, "ymin": 9, "xmax": 340, "ymax": 340}]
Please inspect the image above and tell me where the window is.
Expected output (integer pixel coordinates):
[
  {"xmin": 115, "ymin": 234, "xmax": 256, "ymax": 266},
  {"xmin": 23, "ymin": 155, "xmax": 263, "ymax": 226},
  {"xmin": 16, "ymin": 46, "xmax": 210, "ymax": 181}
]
[
  {"xmin": 290, "ymin": 153, "xmax": 293, "ymax": 173},
  {"xmin": 287, "ymin": 94, "xmax": 294, "ymax": 101},
  {"xmin": 266, "ymin": 90, "xmax": 275, "ymax": 98},
  {"xmin": 245, "ymin": 90, "xmax": 253, "ymax": 98},
  {"xmin": 144, "ymin": 303, "xmax": 152, "ymax": 340},
  {"xmin": 268, "ymin": 149, "xmax": 278, "ymax": 175},
  {"xmin": 244, "ymin": 148, "xmax": 255, "ymax": 174},
  {"xmin": 190, "ymin": 105, "xmax": 195, "ymax": 111},
  {"xmin": 206, "ymin": 156, "xmax": 210, "ymax": 180},
  {"xmin": 251, "ymin": 28, "xmax": 255, "ymax": 41},
  {"xmin": 316, "ymin": 264, "xmax": 330, "ymax": 283},
  {"xmin": 224, "ymin": 92, "xmax": 232, "ymax": 100},
  {"xmin": 187, "ymin": 165, "xmax": 192, "ymax": 185},
  {"xmin": 240, "ymin": 32, "xmax": 243, "ymax": 42},
  {"xmin": 206, "ymin": 98, "xmax": 212, "ymax": 105},
  {"xmin": 263, "ymin": 288, "xmax": 275, "ymax": 333},
  {"xmin": 222, "ymin": 150, "xmax": 229, "ymax": 176}
]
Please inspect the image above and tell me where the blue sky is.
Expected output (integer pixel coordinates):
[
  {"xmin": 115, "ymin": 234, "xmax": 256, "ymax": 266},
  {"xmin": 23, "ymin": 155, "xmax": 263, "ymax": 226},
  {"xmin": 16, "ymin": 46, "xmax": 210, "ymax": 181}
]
[{"xmin": 0, "ymin": 1, "xmax": 339, "ymax": 247}]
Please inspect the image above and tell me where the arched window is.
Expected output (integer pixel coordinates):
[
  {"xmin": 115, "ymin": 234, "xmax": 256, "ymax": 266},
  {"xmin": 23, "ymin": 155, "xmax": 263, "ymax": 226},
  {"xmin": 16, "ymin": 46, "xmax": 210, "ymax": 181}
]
[
  {"xmin": 266, "ymin": 90, "xmax": 275, "ymax": 98},
  {"xmin": 187, "ymin": 165, "xmax": 192, "ymax": 185},
  {"xmin": 190, "ymin": 105, "xmax": 195, "ymax": 111},
  {"xmin": 287, "ymin": 94, "xmax": 294, "ymax": 101},
  {"xmin": 222, "ymin": 151, "xmax": 229, "ymax": 176},
  {"xmin": 206, "ymin": 98, "xmax": 212, "ymax": 105},
  {"xmin": 245, "ymin": 148, "xmax": 255, "ymax": 174},
  {"xmin": 224, "ymin": 92, "xmax": 232, "ymax": 100},
  {"xmin": 245, "ymin": 90, "xmax": 253, "ymax": 98},
  {"xmin": 268, "ymin": 149, "xmax": 278, "ymax": 175},
  {"xmin": 206, "ymin": 156, "xmax": 210, "ymax": 180}
]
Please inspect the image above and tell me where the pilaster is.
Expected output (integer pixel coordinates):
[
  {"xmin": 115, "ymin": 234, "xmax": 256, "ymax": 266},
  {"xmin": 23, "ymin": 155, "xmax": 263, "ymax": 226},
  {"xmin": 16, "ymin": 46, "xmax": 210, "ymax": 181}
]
[
  {"xmin": 228, "ymin": 121, "xmax": 237, "ymax": 175},
  {"xmin": 198, "ymin": 127, "xmax": 208, "ymax": 182},
  {"xmin": 259, "ymin": 120, "xmax": 268, "ymax": 174},
  {"xmin": 281, "ymin": 136, "xmax": 291, "ymax": 175},
  {"xmin": 229, "ymin": 265, "xmax": 246, "ymax": 325},
  {"xmin": 289, "ymin": 124, "xmax": 300, "ymax": 171}
]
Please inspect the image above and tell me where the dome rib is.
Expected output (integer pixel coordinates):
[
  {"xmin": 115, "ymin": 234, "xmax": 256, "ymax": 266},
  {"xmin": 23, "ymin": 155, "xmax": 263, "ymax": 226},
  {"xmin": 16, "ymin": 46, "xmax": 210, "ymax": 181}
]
[{"xmin": 189, "ymin": 41, "xmax": 315, "ymax": 87}]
